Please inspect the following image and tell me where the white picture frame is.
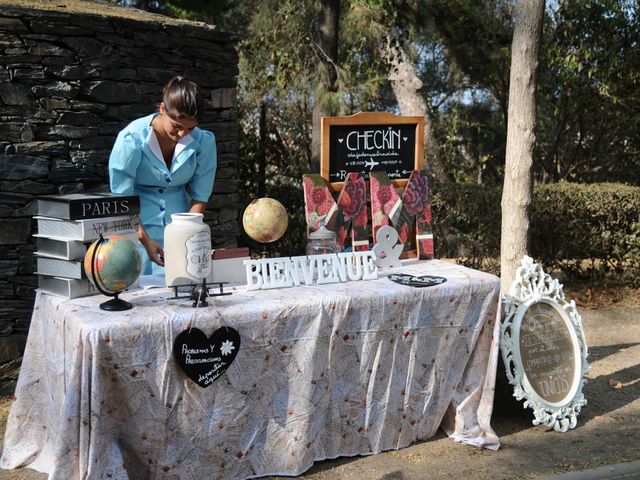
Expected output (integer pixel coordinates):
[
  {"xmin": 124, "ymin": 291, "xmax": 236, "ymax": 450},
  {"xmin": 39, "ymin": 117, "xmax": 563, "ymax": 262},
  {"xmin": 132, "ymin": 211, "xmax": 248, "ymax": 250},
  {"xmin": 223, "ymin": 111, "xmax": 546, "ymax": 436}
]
[{"xmin": 500, "ymin": 256, "xmax": 589, "ymax": 432}]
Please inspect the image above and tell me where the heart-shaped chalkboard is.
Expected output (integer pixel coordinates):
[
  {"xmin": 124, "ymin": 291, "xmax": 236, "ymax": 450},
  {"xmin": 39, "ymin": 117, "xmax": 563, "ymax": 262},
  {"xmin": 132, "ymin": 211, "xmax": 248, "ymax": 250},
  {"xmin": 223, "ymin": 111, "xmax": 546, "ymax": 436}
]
[
  {"xmin": 387, "ymin": 273, "xmax": 447, "ymax": 288},
  {"xmin": 173, "ymin": 327, "xmax": 240, "ymax": 388}
]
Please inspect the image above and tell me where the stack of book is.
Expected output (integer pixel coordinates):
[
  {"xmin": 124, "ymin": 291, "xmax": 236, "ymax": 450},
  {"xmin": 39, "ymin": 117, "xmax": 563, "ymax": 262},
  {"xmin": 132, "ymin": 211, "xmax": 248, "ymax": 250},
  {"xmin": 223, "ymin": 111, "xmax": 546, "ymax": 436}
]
[{"xmin": 34, "ymin": 193, "xmax": 141, "ymax": 299}]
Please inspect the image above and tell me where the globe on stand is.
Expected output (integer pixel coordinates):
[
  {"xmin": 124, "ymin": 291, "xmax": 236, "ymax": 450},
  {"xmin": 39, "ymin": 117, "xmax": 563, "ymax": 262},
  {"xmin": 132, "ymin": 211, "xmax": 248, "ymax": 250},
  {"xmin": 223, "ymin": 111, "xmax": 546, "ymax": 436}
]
[
  {"xmin": 242, "ymin": 197, "xmax": 288, "ymax": 257},
  {"xmin": 84, "ymin": 234, "xmax": 142, "ymax": 311}
]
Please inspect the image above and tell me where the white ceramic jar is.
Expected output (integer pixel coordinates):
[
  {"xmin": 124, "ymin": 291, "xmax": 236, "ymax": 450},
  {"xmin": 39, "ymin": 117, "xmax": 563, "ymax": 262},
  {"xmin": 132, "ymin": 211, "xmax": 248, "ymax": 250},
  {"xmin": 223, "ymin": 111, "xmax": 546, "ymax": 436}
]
[{"xmin": 164, "ymin": 213, "xmax": 212, "ymax": 287}]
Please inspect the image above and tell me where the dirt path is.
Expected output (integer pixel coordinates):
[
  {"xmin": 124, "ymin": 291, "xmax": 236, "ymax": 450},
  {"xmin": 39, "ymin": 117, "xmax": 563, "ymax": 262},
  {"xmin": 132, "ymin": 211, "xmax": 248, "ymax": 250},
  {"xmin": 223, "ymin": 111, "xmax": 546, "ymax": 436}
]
[{"xmin": 1, "ymin": 290, "xmax": 638, "ymax": 480}]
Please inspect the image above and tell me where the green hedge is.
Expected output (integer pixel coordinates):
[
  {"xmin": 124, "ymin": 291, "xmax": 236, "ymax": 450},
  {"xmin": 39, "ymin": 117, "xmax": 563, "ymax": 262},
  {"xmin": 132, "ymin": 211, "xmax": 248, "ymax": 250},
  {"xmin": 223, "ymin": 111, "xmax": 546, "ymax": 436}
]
[
  {"xmin": 432, "ymin": 181, "xmax": 640, "ymax": 286},
  {"xmin": 431, "ymin": 181, "xmax": 502, "ymax": 269},
  {"xmin": 532, "ymin": 182, "xmax": 640, "ymax": 285}
]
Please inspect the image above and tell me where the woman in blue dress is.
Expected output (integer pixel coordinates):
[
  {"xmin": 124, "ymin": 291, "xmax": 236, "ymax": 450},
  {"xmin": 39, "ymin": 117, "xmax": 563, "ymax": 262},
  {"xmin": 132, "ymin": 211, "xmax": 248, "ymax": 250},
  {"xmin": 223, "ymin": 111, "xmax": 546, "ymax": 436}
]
[{"xmin": 109, "ymin": 76, "xmax": 217, "ymax": 274}]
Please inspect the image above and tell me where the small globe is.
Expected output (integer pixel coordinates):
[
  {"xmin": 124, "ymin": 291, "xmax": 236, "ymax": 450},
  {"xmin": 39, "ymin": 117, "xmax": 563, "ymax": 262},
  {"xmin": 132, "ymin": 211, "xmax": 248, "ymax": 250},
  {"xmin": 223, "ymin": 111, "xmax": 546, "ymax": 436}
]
[
  {"xmin": 84, "ymin": 235, "xmax": 142, "ymax": 294},
  {"xmin": 242, "ymin": 197, "xmax": 288, "ymax": 244}
]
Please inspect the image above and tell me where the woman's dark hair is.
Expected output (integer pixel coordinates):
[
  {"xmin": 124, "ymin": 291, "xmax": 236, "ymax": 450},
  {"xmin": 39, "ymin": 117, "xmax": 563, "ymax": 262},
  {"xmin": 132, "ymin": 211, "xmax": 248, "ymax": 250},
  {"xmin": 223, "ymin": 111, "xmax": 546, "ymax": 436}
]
[{"xmin": 162, "ymin": 76, "xmax": 206, "ymax": 123}]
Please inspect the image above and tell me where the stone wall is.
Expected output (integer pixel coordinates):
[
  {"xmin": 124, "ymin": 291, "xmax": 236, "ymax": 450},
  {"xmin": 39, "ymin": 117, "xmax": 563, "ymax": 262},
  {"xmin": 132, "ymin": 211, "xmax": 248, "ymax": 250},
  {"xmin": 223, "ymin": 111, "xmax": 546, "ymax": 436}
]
[{"xmin": 0, "ymin": 2, "xmax": 239, "ymax": 394}]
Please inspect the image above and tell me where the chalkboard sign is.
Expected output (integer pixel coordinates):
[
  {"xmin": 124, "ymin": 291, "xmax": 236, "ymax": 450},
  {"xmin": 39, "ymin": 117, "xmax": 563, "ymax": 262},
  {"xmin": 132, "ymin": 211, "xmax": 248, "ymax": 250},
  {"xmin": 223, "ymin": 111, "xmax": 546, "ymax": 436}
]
[
  {"xmin": 321, "ymin": 112, "xmax": 424, "ymax": 188},
  {"xmin": 501, "ymin": 256, "xmax": 588, "ymax": 432},
  {"xmin": 517, "ymin": 301, "xmax": 579, "ymax": 404},
  {"xmin": 173, "ymin": 326, "xmax": 240, "ymax": 388}
]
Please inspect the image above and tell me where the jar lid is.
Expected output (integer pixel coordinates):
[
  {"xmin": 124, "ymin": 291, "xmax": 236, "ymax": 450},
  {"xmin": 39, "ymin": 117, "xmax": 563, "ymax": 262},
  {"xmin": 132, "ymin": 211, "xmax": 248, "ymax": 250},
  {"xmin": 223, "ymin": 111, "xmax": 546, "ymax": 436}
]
[
  {"xmin": 171, "ymin": 212, "xmax": 204, "ymax": 222},
  {"xmin": 309, "ymin": 224, "xmax": 336, "ymax": 240}
]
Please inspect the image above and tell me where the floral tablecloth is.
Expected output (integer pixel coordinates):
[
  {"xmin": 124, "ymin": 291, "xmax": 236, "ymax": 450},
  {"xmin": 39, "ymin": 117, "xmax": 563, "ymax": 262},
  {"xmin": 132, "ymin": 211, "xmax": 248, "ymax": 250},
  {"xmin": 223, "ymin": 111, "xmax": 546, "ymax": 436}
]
[{"xmin": 1, "ymin": 260, "xmax": 501, "ymax": 479}]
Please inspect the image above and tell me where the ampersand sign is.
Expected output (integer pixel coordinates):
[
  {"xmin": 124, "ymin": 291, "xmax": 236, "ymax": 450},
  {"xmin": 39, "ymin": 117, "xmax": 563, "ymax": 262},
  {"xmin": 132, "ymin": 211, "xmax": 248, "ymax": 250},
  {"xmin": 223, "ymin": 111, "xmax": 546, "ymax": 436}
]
[{"xmin": 372, "ymin": 226, "xmax": 404, "ymax": 269}]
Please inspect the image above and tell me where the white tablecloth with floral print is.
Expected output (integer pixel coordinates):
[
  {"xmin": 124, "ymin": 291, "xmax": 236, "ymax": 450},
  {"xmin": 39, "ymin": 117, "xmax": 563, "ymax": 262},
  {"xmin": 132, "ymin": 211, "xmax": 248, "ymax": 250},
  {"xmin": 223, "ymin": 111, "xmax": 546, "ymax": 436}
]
[{"xmin": 1, "ymin": 260, "xmax": 501, "ymax": 479}]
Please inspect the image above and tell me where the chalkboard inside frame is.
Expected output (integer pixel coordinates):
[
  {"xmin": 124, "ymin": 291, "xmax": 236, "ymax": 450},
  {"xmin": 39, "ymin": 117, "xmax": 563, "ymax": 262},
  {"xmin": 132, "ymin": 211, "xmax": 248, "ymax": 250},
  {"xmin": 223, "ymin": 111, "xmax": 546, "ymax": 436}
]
[{"xmin": 321, "ymin": 112, "xmax": 425, "ymax": 189}]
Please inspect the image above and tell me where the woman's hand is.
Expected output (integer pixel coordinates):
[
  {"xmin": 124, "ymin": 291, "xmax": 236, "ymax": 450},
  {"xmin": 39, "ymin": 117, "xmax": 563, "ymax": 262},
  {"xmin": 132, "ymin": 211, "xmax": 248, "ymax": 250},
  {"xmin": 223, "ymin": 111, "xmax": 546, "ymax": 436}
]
[
  {"xmin": 142, "ymin": 239, "xmax": 165, "ymax": 267},
  {"xmin": 138, "ymin": 224, "xmax": 164, "ymax": 266},
  {"xmin": 189, "ymin": 200, "xmax": 207, "ymax": 214}
]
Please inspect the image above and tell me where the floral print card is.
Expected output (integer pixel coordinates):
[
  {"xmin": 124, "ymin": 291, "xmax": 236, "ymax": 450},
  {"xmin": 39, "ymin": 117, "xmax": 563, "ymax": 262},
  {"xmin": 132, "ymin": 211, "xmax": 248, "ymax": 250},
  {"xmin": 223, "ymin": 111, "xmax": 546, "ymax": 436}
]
[
  {"xmin": 370, "ymin": 170, "xmax": 434, "ymax": 259},
  {"xmin": 303, "ymin": 174, "xmax": 337, "ymax": 232},
  {"xmin": 370, "ymin": 171, "xmax": 402, "ymax": 233},
  {"xmin": 334, "ymin": 173, "xmax": 369, "ymax": 250}
]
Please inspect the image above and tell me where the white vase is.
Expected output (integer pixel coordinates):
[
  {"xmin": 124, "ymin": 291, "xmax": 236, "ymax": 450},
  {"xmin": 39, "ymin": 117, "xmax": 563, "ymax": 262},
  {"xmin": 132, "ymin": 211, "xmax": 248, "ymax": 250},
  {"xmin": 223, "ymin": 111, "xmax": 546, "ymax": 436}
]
[{"xmin": 164, "ymin": 213, "xmax": 212, "ymax": 287}]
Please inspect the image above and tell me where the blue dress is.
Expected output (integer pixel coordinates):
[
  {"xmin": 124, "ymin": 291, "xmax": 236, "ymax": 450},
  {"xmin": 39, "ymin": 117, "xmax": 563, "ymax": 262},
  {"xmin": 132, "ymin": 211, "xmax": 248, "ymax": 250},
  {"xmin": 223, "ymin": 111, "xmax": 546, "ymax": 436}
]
[{"xmin": 109, "ymin": 113, "xmax": 217, "ymax": 275}]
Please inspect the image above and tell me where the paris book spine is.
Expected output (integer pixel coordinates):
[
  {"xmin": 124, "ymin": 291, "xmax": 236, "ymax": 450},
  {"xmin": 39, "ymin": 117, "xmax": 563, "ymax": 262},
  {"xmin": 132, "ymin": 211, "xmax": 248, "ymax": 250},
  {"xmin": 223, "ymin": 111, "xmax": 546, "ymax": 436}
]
[{"xmin": 36, "ymin": 193, "xmax": 140, "ymax": 221}]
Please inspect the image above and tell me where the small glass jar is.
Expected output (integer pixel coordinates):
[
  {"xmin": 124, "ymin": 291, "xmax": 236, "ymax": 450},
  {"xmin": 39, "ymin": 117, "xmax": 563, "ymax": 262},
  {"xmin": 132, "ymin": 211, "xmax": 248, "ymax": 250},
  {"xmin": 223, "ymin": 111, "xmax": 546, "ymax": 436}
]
[{"xmin": 306, "ymin": 223, "xmax": 338, "ymax": 256}]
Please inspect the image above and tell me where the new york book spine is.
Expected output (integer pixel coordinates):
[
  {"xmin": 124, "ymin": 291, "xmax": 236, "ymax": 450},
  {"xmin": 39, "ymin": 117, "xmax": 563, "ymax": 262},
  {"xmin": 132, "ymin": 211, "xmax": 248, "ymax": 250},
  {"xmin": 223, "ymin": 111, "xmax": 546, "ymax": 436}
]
[
  {"xmin": 35, "ymin": 215, "xmax": 140, "ymax": 242},
  {"xmin": 37, "ymin": 194, "xmax": 140, "ymax": 220}
]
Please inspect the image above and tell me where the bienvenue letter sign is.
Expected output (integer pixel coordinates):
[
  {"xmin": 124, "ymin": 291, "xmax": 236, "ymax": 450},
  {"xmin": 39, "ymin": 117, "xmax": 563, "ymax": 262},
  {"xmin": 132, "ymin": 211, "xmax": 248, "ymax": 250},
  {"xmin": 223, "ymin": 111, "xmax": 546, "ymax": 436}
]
[{"xmin": 244, "ymin": 252, "xmax": 378, "ymax": 290}]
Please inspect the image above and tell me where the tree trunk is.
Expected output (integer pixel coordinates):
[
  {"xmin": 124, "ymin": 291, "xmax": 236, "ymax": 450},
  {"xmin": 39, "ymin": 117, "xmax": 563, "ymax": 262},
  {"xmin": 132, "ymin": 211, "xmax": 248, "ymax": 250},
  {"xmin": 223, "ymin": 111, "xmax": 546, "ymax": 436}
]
[
  {"xmin": 500, "ymin": 0, "xmax": 545, "ymax": 292},
  {"xmin": 257, "ymin": 102, "xmax": 267, "ymax": 198},
  {"xmin": 310, "ymin": 0, "xmax": 340, "ymax": 173},
  {"xmin": 383, "ymin": 35, "xmax": 445, "ymax": 183}
]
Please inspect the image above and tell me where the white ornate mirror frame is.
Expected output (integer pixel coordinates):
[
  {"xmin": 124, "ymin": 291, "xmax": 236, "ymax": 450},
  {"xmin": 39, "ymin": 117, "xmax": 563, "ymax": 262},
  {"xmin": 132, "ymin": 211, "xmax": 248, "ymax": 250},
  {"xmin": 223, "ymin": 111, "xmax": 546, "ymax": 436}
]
[{"xmin": 500, "ymin": 256, "xmax": 589, "ymax": 432}]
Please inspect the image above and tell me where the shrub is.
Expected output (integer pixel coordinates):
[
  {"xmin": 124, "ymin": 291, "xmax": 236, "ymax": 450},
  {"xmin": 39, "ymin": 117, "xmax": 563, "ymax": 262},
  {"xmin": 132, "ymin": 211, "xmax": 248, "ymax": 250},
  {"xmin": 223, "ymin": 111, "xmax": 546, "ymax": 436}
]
[
  {"xmin": 531, "ymin": 182, "xmax": 640, "ymax": 286},
  {"xmin": 431, "ymin": 180, "xmax": 502, "ymax": 270},
  {"xmin": 433, "ymin": 181, "xmax": 640, "ymax": 286}
]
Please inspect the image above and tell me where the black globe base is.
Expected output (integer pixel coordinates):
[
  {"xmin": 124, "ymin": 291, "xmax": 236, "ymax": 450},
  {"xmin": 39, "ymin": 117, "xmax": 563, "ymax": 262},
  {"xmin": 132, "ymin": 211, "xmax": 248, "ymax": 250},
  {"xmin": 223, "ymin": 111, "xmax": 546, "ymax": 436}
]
[{"xmin": 99, "ymin": 294, "xmax": 133, "ymax": 311}]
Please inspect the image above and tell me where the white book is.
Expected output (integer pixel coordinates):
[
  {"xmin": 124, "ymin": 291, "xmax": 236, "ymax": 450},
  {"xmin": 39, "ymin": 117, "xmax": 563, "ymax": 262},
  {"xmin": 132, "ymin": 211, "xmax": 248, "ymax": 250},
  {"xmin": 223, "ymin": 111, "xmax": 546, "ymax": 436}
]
[
  {"xmin": 34, "ymin": 235, "xmax": 88, "ymax": 260},
  {"xmin": 33, "ymin": 233, "xmax": 138, "ymax": 260},
  {"xmin": 38, "ymin": 275, "xmax": 97, "ymax": 299},
  {"xmin": 35, "ymin": 215, "xmax": 140, "ymax": 242},
  {"xmin": 207, "ymin": 256, "xmax": 250, "ymax": 285},
  {"xmin": 36, "ymin": 257, "xmax": 84, "ymax": 279}
]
